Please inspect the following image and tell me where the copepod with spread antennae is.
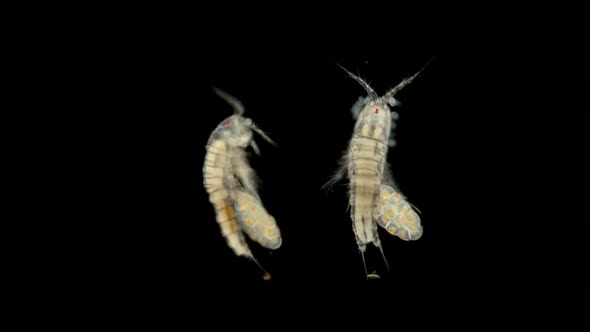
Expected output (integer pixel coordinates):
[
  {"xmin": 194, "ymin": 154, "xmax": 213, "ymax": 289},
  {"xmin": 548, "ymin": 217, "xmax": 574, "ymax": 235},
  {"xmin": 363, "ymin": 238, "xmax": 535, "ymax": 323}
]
[{"xmin": 325, "ymin": 60, "xmax": 431, "ymax": 278}]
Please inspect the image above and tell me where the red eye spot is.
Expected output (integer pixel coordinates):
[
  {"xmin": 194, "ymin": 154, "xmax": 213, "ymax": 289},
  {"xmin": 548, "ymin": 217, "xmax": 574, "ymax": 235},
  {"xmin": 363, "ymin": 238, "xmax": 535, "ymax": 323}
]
[
  {"xmin": 374, "ymin": 108, "xmax": 379, "ymax": 114},
  {"xmin": 224, "ymin": 120, "xmax": 231, "ymax": 127}
]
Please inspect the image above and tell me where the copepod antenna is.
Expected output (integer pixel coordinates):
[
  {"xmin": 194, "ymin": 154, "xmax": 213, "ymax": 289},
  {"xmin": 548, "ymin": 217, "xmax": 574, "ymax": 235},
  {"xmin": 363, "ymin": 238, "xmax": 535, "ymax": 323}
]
[
  {"xmin": 337, "ymin": 64, "xmax": 378, "ymax": 100},
  {"xmin": 213, "ymin": 87, "xmax": 245, "ymax": 116}
]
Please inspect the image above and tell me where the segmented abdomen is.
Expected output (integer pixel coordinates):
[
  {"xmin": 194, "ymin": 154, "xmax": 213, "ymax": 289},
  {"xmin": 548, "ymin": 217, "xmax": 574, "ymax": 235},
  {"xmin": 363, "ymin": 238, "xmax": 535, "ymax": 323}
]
[
  {"xmin": 203, "ymin": 140, "xmax": 250, "ymax": 257},
  {"xmin": 348, "ymin": 122, "xmax": 389, "ymax": 249}
]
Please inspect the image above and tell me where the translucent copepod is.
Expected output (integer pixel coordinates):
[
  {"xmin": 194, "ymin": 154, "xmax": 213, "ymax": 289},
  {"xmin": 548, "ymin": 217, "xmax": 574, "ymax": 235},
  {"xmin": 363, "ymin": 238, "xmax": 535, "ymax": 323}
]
[
  {"xmin": 324, "ymin": 62, "xmax": 429, "ymax": 278},
  {"xmin": 203, "ymin": 88, "xmax": 280, "ymax": 280}
]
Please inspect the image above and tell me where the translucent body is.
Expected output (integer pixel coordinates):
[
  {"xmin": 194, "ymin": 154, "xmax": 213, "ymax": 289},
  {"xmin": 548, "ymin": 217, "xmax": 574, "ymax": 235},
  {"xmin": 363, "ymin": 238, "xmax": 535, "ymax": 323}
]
[
  {"xmin": 347, "ymin": 99, "xmax": 393, "ymax": 251},
  {"xmin": 326, "ymin": 64, "xmax": 428, "ymax": 275},
  {"xmin": 203, "ymin": 89, "xmax": 281, "ymax": 278}
]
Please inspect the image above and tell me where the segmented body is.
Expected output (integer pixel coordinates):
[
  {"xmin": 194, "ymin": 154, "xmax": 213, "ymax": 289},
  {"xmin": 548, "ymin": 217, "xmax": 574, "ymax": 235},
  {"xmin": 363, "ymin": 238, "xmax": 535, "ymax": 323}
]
[
  {"xmin": 204, "ymin": 139, "xmax": 251, "ymax": 257},
  {"xmin": 327, "ymin": 64, "xmax": 427, "ymax": 272},
  {"xmin": 203, "ymin": 89, "xmax": 281, "ymax": 277},
  {"xmin": 348, "ymin": 99, "xmax": 392, "ymax": 251}
]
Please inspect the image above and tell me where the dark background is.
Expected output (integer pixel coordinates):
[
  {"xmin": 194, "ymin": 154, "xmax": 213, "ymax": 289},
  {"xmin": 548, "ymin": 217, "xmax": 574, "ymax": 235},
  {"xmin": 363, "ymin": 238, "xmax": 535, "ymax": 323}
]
[{"xmin": 2, "ymin": 39, "xmax": 590, "ymax": 290}]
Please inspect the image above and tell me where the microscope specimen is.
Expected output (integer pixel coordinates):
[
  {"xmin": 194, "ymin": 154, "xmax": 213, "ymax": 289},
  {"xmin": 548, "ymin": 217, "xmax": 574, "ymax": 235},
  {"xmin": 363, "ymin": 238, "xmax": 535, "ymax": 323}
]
[
  {"xmin": 325, "ymin": 63, "xmax": 428, "ymax": 277},
  {"xmin": 203, "ymin": 88, "xmax": 280, "ymax": 280}
]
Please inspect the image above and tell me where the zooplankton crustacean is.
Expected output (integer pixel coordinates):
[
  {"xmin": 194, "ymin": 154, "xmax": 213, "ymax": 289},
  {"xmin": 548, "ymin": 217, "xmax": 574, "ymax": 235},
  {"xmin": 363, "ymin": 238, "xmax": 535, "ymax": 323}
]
[
  {"xmin": 325, "ymin": 63, "xmax": 429, "ymax": 277},
  {"xmin": 203, "ymin": 88, "xmax": 281, "ymax": 280}
]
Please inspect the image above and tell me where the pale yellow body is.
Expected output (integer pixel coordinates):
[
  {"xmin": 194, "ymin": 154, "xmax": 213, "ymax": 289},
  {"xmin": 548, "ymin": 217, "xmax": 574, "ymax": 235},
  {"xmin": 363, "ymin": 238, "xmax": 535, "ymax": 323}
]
[
  {"xmin": 203, "ymin": 140, "xmax": 251, "ymax": 257},
  {"xmin": 203, "ymin": 89, "xmax": 281, "ymax": 279},
  {"xmin": 328, "ymin": 64, "xmax": 427, "ymax": 275},
  {"xmin": 349, "ymin": 119, "xmax": 389, "ymax": 250},
  {"xmin": 348, "ymin": 100, "xmax": 422, "ymax": 250}
]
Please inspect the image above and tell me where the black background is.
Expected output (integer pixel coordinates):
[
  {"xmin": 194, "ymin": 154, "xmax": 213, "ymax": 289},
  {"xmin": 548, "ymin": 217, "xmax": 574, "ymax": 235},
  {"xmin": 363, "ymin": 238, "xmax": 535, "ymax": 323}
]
[{"xmin": 2, "ymin": 24, "xmax": 590, "ymax": 292}]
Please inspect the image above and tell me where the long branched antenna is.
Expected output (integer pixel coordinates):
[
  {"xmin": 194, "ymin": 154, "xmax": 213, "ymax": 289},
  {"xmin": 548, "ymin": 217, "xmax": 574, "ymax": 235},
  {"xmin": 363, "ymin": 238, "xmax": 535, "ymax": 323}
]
[
  {"xmin": 249, "ymin": 122, "xmax": 278, "ymax": 147},
  {"xmin": 337, "ymin": 64, "xmax": 378, "ymax": 100},
  {"xmin": 384, "ymin": 58, "xmax": 433, "ymax": 101},
  {"xmin": 213, "ymin": 87, "xmax": 245, "ymax": 116}
]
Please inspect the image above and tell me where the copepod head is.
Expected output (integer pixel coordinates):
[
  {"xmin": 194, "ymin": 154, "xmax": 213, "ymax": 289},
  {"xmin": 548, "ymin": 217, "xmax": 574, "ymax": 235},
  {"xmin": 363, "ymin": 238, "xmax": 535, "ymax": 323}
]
[
  {"xmin": 218, "ymin": 115, "xmax": 253, "ymax": 148},
  {"xmin": 358, "ymin": 99, "xmax": 392, "ymax": 123}
]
